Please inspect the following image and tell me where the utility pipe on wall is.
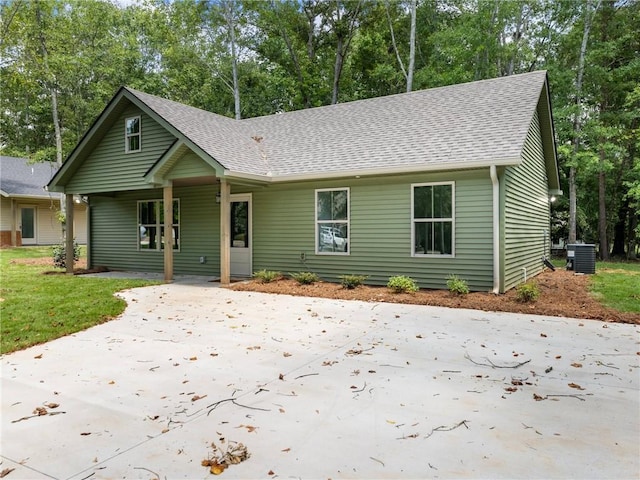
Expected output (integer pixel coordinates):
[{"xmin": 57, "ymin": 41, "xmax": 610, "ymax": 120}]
[{"xmin": 490, "ymin": 165, "xmax": 500, "ymax": 294}]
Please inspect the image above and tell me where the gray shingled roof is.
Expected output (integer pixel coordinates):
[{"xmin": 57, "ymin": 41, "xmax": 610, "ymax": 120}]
[
  {"xmin": 1, "ymin": 156, "xmax": 57, "ymax": 197},
  {"xmin": 125, "ymin": 71, "xmax": 548, "ymax": 178},
  {"xmin": 126, "ymin": 88, "xmax": 270, "ymax": 176}
]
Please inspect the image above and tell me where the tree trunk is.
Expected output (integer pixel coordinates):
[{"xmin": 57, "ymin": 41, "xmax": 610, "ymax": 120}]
[
  {"xmin": 34, "ymin": 0, "xmax": 66, "ymax": 237},
  {"xmin": 611, "ymin": 198, "xmax": 628, "ymax": 257},
  {"xmin": 406, "ymin": 0, "xmax": 416, "ymax": 92},
  {"xmin": 598, "ymin": 148, "xmax": 609, "ymax": 260},
  {"xmin": 224, "ymin": 0, "xmax": 241, "ymax": 120},
  {"xmin": 329, "ymin": 0, "xmax": 361, "ymax": 105},
  {"xmin": 569, "ymin": 166, "xmax": 577, "ymax": 243},
  {"xmin": 331, "ymin": 35, "xmax": 344, "ymax": 105},
  {"xmin": 628, "ymin": 210, "xmax": 638, "ymax": 260},
  {"xmin": 569, "ymin": 0, "xmax": 601, "ymax": 244}
]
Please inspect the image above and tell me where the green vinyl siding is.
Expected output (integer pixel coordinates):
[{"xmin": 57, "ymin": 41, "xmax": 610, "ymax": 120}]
[
  {"xmin": 502, "ymin": 109, "xmax": 550, "ymax": 291},
  {"xmin": 89, "ymin": 185, "xmax": 220, "ymax": 275},
  {"xmin": 165, "ymin": 152, "xmax": 219, "ymax": 180},
  {"xmin": 88, "ymin": 170, "xmax": 494, "ymax": 290},
  {"xmin": 66, "ymin": 106, "xmax": 176, "ymax": 194},
  {"xmin": 238, "ymin": 170, "xmax": 494, "ymax": 291}
]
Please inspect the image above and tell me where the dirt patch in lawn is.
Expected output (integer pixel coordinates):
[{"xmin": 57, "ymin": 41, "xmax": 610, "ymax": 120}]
[{"xmin": 230, "ymin": 269, "xmax": 640, "ymax": 324}]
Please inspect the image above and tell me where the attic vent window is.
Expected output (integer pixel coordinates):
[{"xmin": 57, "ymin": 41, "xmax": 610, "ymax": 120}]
[{"xmin": 125, "ymin": 116, "xmax": 141, "ymax": 153}]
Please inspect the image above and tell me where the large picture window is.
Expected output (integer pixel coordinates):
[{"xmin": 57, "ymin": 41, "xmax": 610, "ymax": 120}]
[
  {"xmin": 412, "ymin": 182, "xmax": 454, "ymax": 256},
  {"xmin": 125, "ymin": 116, "xmax": 141, "ymax": 152},
  {"xmin": 138, "ymin": 199, "xmax": 180, "ymax": 251},
  {"xmin": 316, "ymin": 188, "xmax": 349, "ymax": 254}
]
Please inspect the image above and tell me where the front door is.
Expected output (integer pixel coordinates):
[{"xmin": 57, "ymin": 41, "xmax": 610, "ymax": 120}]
[
  {"xmin": 20, "ymin": 207, "xmax": 36, "ymax": 245},
  {"xmin": 230, "ymin": 194, "xmax": 252, "ymax": 277}
]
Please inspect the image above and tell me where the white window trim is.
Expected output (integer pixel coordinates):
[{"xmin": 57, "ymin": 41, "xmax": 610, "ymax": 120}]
[
  {"xmin": 125, "ymin": 116, "xmax": 141, "ymax": 153},
  {"xmin": 137, "ymin": 198, "xmax": 180, "ymax": 252},
  {"xmin": 315, "ymin": 187, "xmax": 350, "ymax": 255},
  {"xmin": 411, "ymin": 181, "xmax": 455, "ymax": 257}
]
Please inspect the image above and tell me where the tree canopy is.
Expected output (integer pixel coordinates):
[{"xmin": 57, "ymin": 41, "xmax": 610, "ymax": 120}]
[{"xmin": 1, "ymin": 0, "xmax": 638, "ymax": 258}]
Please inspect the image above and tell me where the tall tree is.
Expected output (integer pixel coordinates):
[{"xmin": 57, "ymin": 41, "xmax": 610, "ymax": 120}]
[{"xmin": 568, "ymin": 0, "xmax": 601, "ymax": 245}]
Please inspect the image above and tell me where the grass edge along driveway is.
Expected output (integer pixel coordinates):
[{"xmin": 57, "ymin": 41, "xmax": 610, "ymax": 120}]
[
  {"xmin": 2, "ymin": 247, "xmax": 638, "ymax": 354},
  {"xmin": 1, "ymin": 247, "xmax": 158, "ymax": 354}
]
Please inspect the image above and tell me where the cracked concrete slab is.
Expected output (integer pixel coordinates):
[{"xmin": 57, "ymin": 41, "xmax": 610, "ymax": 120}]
[{"xmin": 1, "ymin": 283, "xmax": 638, "ymax": 479}]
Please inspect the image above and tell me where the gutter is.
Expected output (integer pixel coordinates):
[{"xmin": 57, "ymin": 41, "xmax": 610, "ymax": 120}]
[{"xmin": 490, "ymin": 165, "xmax": 500, "ymax": 294}]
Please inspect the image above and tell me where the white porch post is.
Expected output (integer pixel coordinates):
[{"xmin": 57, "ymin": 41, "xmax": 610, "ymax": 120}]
[
  {"xmin": 220, "ymin": 179, "xmax": 230, "ymax": 285},
  {"xmin": 163, "ymin": 183, "xmax": 174, "ymax": 282},
  {"xmin": 65, "ymin": 193, "xmax": 74, "ymax": 274}
]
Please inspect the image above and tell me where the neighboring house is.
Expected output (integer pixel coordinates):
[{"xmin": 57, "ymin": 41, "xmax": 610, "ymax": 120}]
[
  {"xmin": 1, "ymin": 156, "xmax": 87, "ymax": 246},
  {"xmin": 48, "ymin": 71, "xmax": 561, "ymax": 292}
]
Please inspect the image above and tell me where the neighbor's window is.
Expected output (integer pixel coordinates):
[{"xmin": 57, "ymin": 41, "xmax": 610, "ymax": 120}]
[
  {"xmin": 125, "ymin": 116, "xmax": 141, "ymax": 152},
  {"xmin": 412, "ymin": 182, "xmax": 454, "ymax": 256},
  {"xmin": 316, "ymin": 188, "xmax": 349, "ymax": 254},
  {"xmin": 138, "ymin": 199, "xmax": 180, "ymax": 251}
]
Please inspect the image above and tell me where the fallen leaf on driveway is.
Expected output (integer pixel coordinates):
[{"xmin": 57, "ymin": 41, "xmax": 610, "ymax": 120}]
[
  {"xmin": 237, "ymin": 424, "xmax": 258, "ymax": 433},
  {"xmin": 281, "ymin": 448, "xmax": 290, "ymax": 452},
  {"xmin": 568, "ymin": 383, "xmax": 585, "ymax": 390},
  {"xmin": 571, "ymin": 363, "xmax": 583, "ymax": 368},
  {"xmin": 34, "ymin": 354, "xmax": 43, "ymax": 359},
  {"xmin": 0, "ymin": 468, "xmax": 15, "ymax": 478},
  {"xmin": 192, "ymin": 394, "xmax": 207, "ymax": 402},
  {"xmin": 533, "ymin": 393, "xmax": 545, "ymax": 401},
  {"xmin": 283, "ymin": 352, "xmax": 292, "ymax": 357},
  {"xmin": 33, "ymin": 407, "xmax": 47, "ymax": 416}
]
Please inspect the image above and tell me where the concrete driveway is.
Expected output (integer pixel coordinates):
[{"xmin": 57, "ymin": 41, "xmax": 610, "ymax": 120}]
[{"xmin": 1, "ymin": 282, "xmax": 639, "ymax": 479}]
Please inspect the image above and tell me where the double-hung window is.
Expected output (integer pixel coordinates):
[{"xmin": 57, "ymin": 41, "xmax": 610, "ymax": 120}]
[
  {"xmin": 125, "ymin": 116, "xmax": 141, "ymax": 152},
  {"xmin": 412, "ymin": 182, "xmax": 454, "ymax": 256},
  {"xmin": 138, "ymin": 199, "xmax": 180, "ymax": 251},
  {"xmin": 316, "ymin": 188, "xmax": 349, "ymax": 254}
]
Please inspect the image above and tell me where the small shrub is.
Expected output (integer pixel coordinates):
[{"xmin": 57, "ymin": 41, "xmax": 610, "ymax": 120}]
[
  {"xmin": 515, "ymin": 281, "xmax": 540, "ymax": 303},
  {"xmin": 290, "ymin": 271, "xmax": 320, "ymax": 285},
  {"xmin": 446, "ymin": 275, "xmax": 469, "ymax": 295},
  {"xmin": 339, "ymin": 274, "xmax": 368, "ymax": 289},
  {"xmin": 253, "ymin": 269, "xmax": 282, "ymax": 283},
  {"xmin": 387, "ymin": 275, "xmax": 419, "ymax": 293},
  {"xmin": 52, "ymin": 241, "xmax": 80, "ymax": 269}
]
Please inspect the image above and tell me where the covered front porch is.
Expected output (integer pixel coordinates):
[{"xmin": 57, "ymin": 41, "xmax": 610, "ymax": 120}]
[{"xmin": 62, "ymin": 141, "xmax": 264, "ymax": 284}]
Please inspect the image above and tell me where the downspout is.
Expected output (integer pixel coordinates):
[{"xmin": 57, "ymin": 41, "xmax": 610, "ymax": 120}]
[{"xmin": 490, "ymin": 165, "xmax": 500, "ymax": 294}]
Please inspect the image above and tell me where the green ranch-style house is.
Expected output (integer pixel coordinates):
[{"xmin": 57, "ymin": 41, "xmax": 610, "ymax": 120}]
[{"xmin": 48, "ymin": 70, "xmax": 561, "ymax": 293}]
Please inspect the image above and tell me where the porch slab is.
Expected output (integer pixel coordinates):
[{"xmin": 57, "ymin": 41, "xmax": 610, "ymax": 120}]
[{"xmin": 1, "ymin": 284, "xmax": 638, "ymax": 479}]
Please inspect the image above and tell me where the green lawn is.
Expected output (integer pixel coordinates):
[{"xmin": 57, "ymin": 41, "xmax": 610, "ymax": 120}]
[
  {"xmin": 589, "ymin": 262, "xmax": 640, "ymax": 313},
  {"xmin": 1, "ymin": 246, "xmax": 158, "ymax": 354},
  {"xmin": 551, "ymin": 257, "xmax": 640, "ymax": 313}
]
